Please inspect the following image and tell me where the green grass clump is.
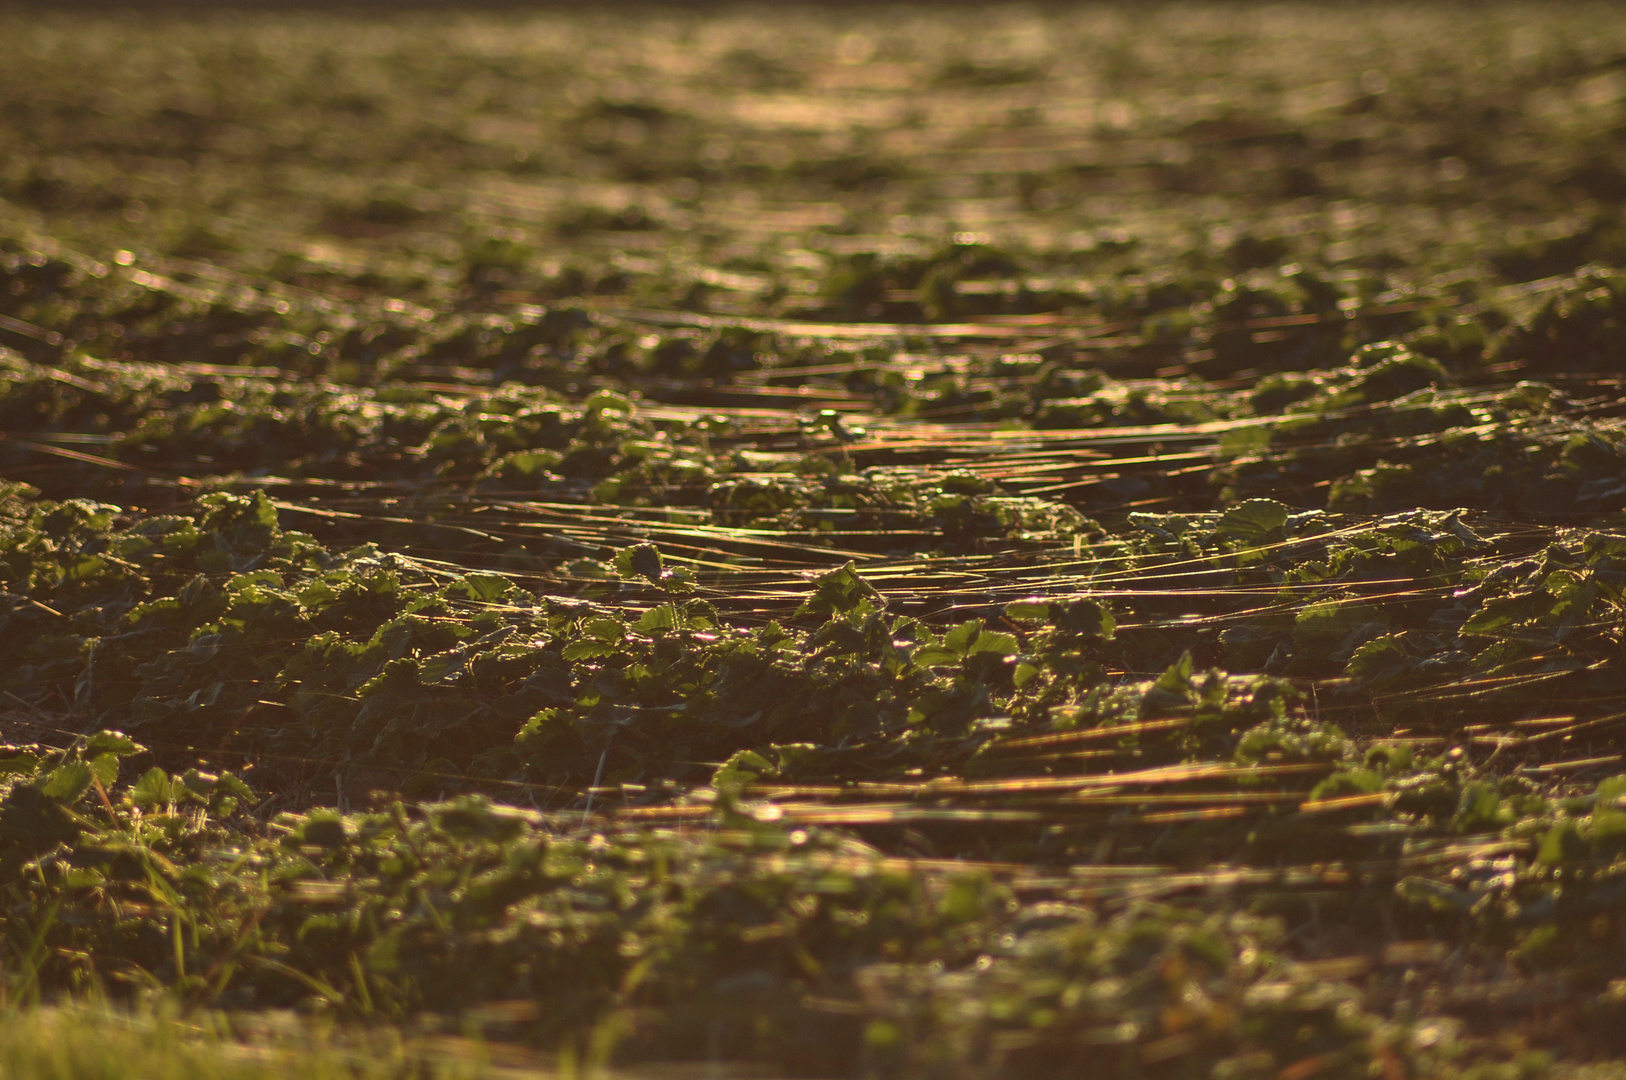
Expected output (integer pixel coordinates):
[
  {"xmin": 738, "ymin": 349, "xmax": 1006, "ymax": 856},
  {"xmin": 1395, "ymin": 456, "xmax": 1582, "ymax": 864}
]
[{"xmin": 0, "ymin": 1004, "xmax": 501, "ymax": 1080}]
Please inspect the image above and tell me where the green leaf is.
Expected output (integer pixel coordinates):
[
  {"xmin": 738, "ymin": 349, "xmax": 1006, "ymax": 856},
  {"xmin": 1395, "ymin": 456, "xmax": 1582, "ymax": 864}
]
[
  {"xmin": 968, "ymin": 630, "xmax": 1018, "ymax": 656},
  {"xmin": 943, "ymin": 620, "xmax": 983, "ymax": 656},
  {"xmin": 713, "ymin": 749, "xmax": 776, "ymax": 792},
  {"xmin": 1002, "ymin": 599, "xmax": 1050, "ymax": 623},
  {"xmin": 615, "ymin": 543, "xmax": 663, "ymax": 584},
  {"xmin": 794, "ymin": 561, "xmax": 883, "ymax": 619},
  {"xmin": 493, "ymin": 450, "xmax": 560, "ymax": 477},
  {"xmin": 1309, "ymin": 767, "xmax": 1383, "ymax": 801},
  {"xmin": 298, "ymin": 810, "xmax": 349, "ymax": 847},
  {"xmin": 228, "ymin": 569, "xmax": 283, "ymax": 593},
  {"xmin": 454, "ymin": 572, "xmax": 514, "ymax": 603},
  {"xmin": 130, "ymin": 766, "xmax": 174, "ymax": 809},
  {"xmin": 1460, "ymin": 593, "xmax": 1531, "ymax": 636},
  {"xmin": 1056, "ymin": 598, "xmax": 1115, "ymax": 640},
  {"xmin": 181, "ymin": 769, "xmax": 222, "ymax": 802},
  {"xmin": 1543, "ymin": 569, "xmax": 1597, "ymax": 624},
  {"xmin": 1345, "ymin": 634, "xmax": 1408, "ymax": 680},
  {"xmin": 514, "ymin": 710, "xmax": 563, "ymax": 753},
  {"xmin": 88, "ymin": 752, "xmax": 120, "ymax": 789},
  {"xmin": 0, "ymin": 750, "xmax": 41, "ymax": 778},
  {"xmin": 581, "ymin": 618, "xmax": 626, "ymax": 643},
  {"xmin": 215, "ymin": 772, "xmax": 253, "ymax": 803},
  {"xmin": 83, "ymin": 732, "xmax": 143, "ymax": 758},
  {"xmin": 251, "ymin": 490, "xmax": 280, "ymax": 530},
  {"xmin": 633, "ymin": 603, "xmax": 680, "ymax": 634},
  {"xmin": 41, "ymin": 761, "xmax": 93, "ymax": 803},
  {"xmin": 562, "ymin": 639, "xmax": 619, "ymax": 661},
  {"xmin": 911, "ymin": 645, "xmax": 960, "ymax": 667},
  {"xmin": 756, "ymin": 621, "xmax": 792, "ymax": 649},
  {"xmin": 62, "ymin": 555, "xmax": 107, "ymax": 583},
  {"xmin": 1144, "ymin": 651, "xmax": 1195, "ymax": 711},
  {"xmin": 1215, "ymin": 498, "xmax": 1290, "ymax": 545},
  {"xmin": 658, "ymin": 565, "xmax": 696, "ymax": 595},
  {"xmin": 1293, "ymin": 599, "xmax": 1386, "ymax": 650},
  {"xmin": 680, "ymin": 599, "xmax": 718, "ymax": 629}
]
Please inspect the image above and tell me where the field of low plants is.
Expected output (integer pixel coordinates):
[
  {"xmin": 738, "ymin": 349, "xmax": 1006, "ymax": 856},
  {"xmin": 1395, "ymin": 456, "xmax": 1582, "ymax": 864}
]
[{"xmin": 7, "ymin": 2, "xmax": 1626, "ymax": 1076}]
